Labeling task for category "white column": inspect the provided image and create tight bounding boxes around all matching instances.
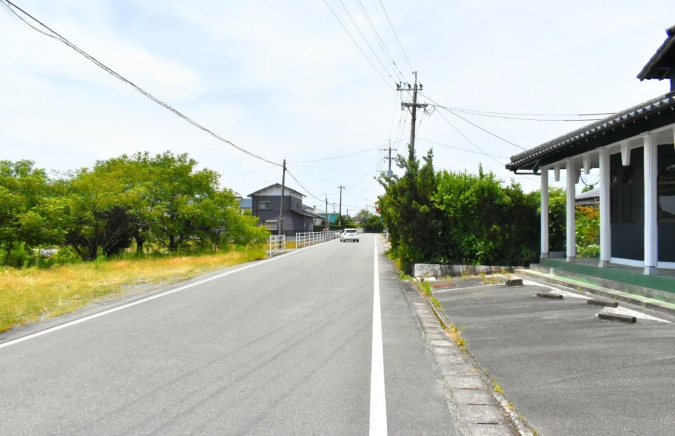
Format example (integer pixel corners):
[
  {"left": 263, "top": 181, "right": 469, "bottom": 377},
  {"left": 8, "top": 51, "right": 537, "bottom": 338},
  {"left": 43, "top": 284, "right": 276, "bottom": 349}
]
[
  {"left": 643, "top": 134, "right": 659, "bottom": 275},
  {"left": 599, "top": 148, "right": 611, "bottom": 267},
  {"left": 566, "top": 160, "right": 577, "bottom": 261},
  {"left": 541, "top": 168, "right": 549, "bottom": 258}
]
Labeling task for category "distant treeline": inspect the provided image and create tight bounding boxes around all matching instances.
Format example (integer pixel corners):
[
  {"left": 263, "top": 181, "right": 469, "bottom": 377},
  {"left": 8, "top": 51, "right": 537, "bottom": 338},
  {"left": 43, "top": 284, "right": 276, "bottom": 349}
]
[{"left": 0, "top": 151, "right": 269, "bottom": 267}]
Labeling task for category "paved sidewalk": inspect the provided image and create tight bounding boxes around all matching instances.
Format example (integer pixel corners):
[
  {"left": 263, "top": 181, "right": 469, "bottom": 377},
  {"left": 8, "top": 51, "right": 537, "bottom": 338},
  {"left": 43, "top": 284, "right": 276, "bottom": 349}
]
[{"left": 432, "top": 275, "right": 675, "bottom": 436}]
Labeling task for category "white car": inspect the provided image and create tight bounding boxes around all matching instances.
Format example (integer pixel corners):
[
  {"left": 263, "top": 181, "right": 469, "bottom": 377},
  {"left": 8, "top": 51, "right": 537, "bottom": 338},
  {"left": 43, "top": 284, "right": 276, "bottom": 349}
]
[{"left": 340, "top": 228, "right": 360, "bottom": 243}]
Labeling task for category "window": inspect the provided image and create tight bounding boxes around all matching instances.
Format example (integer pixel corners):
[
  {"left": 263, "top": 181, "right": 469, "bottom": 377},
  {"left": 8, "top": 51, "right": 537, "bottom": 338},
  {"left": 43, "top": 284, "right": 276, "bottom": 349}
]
[
  {"left": 259, "top": 201, "right": 271, "bottom": 210},
  {"left": 658, "top": 164, "right": 675, "bottom": 221},
  {"left": 609, "top": 151, "right": 643, "bottom": 224},
  {"left": 264, "top": 220, "right": 277, "bottom": 230}
]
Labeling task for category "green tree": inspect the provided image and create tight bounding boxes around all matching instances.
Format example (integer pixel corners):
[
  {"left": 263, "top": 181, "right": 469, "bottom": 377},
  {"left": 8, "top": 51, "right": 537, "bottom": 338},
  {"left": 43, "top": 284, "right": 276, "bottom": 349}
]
[
  {"left": 60, "top": 166, "right": 136, "bottom": 261},
  {"left": 354, "top": 209, "right": 372, "bottom": 225},
  {"left": 547, "top": 187, "right": 567, "bottom": 252},
  {"left": 0, "top": 161, "right": 64, "bottom": 265},
  {"left": 363, "top": 214, "right": 384, "bottom": 233},
  {"left": 378, "top": 145, "right": 443, "bottom": 272}
]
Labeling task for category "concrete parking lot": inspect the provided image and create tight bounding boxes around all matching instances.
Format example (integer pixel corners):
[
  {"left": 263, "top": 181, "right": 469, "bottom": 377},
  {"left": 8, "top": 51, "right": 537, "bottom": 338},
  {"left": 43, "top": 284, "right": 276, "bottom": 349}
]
[{"left": 432, "top": 275, "right": 675, "bottom": 436}]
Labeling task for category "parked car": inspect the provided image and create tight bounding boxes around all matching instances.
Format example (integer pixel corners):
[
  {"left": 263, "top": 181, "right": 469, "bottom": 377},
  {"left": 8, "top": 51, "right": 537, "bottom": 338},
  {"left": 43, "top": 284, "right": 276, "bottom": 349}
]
[{"left": 340, "top": 228, "right": 360, "bottom": 243}]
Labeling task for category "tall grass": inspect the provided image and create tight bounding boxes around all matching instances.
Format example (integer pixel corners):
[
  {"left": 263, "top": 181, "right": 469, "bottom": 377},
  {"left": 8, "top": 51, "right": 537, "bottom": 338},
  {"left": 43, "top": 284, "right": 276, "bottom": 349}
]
[{"left": 0, "top": 246, "right": 266, "bottom": 333}]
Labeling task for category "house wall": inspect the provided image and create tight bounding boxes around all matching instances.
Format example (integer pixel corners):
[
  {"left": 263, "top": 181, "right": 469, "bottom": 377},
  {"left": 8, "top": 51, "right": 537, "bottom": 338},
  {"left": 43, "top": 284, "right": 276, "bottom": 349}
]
[
  {"left": 252, "top": 195, "right": 294, "bottom": 235},
  {"left": 251, "top": 194, "right": 312, "bottom": 236}
]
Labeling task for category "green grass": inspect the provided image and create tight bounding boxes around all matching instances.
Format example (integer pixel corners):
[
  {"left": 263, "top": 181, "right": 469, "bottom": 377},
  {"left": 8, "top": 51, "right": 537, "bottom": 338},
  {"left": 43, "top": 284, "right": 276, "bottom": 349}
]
[{"left": 0, "top": 246, "right": 266, "bottom": 333}]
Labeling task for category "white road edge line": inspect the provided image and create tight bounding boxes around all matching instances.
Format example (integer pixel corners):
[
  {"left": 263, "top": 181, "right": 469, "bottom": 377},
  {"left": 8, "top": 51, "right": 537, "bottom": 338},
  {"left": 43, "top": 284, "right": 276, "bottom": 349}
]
[
  {"left": 0, "top": 239, "right": 337, "bottom": 350},
  {"left": 370, "top": 237, "right": 388, "bottom": 436}
]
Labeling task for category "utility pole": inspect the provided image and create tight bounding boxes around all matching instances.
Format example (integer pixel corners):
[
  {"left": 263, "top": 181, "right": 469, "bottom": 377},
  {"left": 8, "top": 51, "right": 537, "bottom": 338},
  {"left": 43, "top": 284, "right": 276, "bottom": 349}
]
[
  {"left": 277, "top": 159, "right": 286, "bottom": 236},
  {"left": 338, "top": 185, "right": 345, "bottom": 226},
  {"left": 397, "top": 71, "right": 427, "bottom": 154},
  {"left": 325, "top": 195, "right": 328, "bottom": 229},
  {"left": 380, "top": 139, "right": 394, "bottom": 177}
]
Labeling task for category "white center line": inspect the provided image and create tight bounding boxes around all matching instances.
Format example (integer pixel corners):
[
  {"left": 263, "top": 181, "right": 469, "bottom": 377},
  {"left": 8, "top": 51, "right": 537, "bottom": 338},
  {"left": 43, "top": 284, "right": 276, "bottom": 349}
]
[
  {"left": 0, "top": 240, "right": 336, "bottom": 350},
  {"left": 370, "top": 238, "right": 388, "bottom": 435}
]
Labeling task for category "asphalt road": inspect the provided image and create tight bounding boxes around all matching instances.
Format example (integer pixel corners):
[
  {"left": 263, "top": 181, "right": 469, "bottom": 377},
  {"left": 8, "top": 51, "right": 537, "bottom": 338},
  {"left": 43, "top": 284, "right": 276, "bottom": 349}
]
[
  {"left": 434, "top": 277, "right": 675, "bottom": 436},
  {"left": 0, "top": 234, "right": 461, "bottom": 435}
]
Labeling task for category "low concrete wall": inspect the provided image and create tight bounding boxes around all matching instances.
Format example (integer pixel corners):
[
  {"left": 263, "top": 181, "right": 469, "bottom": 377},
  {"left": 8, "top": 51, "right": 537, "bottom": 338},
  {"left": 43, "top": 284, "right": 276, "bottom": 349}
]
[{"left": 413, "top": 264, "right": 514, "bottom": 278}]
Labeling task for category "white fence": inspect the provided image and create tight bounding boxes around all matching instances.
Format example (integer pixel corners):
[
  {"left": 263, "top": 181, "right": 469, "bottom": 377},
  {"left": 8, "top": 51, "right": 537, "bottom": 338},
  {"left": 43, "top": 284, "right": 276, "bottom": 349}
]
[
  {"left": 268, "top": 234, "right": 286, "bottom": 256},
  {"left": 295, "top": 231, "right": 336, "bottom": 249}
]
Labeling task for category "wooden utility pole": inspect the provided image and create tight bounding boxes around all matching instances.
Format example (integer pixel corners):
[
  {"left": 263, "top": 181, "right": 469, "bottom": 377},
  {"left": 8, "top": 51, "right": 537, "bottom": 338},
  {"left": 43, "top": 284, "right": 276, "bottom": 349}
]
[
  {"left": 398, "top": 72, "right": 427, "bottom": 153},
  {"left": 278, "top": 159, "right": 286, "bottom": 236}
]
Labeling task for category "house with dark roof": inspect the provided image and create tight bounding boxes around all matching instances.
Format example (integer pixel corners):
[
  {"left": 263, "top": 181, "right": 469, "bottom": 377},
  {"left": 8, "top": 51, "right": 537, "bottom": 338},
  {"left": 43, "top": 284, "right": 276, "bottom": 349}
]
[
  {"left": 507, "top": 25, "right": 675, "bottom": 276},
  {"left": 248, "top": 184, "right": 323, "bottom": 236}
]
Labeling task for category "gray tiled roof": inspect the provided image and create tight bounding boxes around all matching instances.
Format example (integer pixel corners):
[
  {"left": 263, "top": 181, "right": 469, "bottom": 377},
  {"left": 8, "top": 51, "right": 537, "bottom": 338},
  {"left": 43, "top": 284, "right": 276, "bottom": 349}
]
[
  {"left": 507, "top": 92, "right": 675, "bottom": 171},
  {"left": 576, "top": 187, "right": 600, "bottom": 200}
]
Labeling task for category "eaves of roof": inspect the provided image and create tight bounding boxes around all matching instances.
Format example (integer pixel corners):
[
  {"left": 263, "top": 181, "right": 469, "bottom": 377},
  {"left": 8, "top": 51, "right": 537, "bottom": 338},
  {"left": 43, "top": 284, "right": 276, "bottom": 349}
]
[
  {"left": 291, "top": 209, "right": 320, "bottom": 219},
  {"left": 637, "top": 25, "right": 675, "bottom": 80},
  {"left": 506, "top": 91, "right": 675, "bottom": 172}
]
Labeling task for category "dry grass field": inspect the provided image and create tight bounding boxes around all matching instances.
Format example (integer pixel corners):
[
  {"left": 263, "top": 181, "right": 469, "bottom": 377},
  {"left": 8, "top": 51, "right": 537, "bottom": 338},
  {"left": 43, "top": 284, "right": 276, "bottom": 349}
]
[{"left": 0, "top": 247, "right": 266, "bottom": 333}]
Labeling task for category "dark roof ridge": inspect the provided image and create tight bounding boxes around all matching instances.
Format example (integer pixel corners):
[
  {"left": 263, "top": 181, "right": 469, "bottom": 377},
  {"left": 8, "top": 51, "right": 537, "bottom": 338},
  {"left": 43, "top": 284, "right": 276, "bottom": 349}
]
[{"left": 247, "top": 183, "right": 305, "bottom": 198}]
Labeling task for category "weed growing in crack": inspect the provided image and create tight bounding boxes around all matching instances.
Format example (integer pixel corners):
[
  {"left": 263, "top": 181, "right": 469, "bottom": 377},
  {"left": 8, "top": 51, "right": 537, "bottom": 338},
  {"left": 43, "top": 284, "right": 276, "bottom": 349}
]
[{"left": 420, "top": 281, "right": 432, "bottom": 296}]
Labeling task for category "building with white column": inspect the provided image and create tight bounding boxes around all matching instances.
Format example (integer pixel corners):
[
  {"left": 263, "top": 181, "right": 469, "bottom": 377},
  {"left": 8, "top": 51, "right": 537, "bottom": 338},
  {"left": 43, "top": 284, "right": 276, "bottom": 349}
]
[{"left": 507, "top": 25, "right": 675, "bottom": 276}]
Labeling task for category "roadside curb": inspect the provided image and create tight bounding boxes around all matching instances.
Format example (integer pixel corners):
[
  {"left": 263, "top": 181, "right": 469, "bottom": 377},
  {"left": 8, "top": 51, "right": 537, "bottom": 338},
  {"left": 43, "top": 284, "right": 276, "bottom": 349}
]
[
  {"left": 395, "top": 278, "right": 530, "bottom": 435},
  {"left": 518, "top": 268, "right": 675, "bottom": 317}
]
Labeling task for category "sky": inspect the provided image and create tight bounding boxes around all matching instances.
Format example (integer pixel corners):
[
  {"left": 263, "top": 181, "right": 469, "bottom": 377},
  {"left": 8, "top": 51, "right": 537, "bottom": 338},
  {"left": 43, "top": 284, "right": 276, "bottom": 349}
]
[{"left": 2, "top": 0, "right": 675, "bottom": 214}]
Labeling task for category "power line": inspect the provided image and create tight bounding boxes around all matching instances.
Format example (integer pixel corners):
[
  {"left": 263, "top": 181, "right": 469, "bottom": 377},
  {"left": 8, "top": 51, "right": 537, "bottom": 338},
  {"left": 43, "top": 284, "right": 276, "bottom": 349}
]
[
  {"left": 290, "top": 140, "right": 403, "bottom": 163},
  {"left": 444, "top": 108, "right": 526, "bottom": 150},
  {"left": 349, "top": 159, "right": 380, "bottom": 190},
  {"left": 323, "top": 0, "right": 395, "bottom": 91},
  {"left": 417, "top": 138, "right": 509, "bottom": 159},
  {"left": 376, "top": 0, "right": 414, "bottom": 72},
  {"left": 434, "top": 109, "right": 506, "bottom": 167},
  {"left": 222, "top": 165, "right": 277, "bottom": 180},
  {"left": 287, "top": 164, "right": 341, "bottom": 185},
  {"left": 388, "top": 87, "right": 401, "bottom": 142},
  {"left": 323, "top": 0, "right": 394, "bottom": 91},
  {"left": 440, "top": 107, "right": 615, "bottom": 117},
  {"left": 422, "top": 93, "right": 525, "bottom": 151},
  {"left": 354, "top": 0, "right": 406, "bottom": 81},
  {"left": 285, "top": 169, "right": 325, "bottom": 203},
  {"left": 292, "top": 163, "right": 371, "bottom": 174},
  {"left": 392, "top": 99, "right": 410, "bottom": 154},
  {"left": 445, "top": 108, "right": 603, "bottom": 122},
  {"left": 367, "top": 0, "right": 410, "bottom": 80},
  {"left": 1, "top": 0, "right": 282, "bottom": 167},
  {"left": 337, "top": 0, "right": 402, "bottom": 83}
]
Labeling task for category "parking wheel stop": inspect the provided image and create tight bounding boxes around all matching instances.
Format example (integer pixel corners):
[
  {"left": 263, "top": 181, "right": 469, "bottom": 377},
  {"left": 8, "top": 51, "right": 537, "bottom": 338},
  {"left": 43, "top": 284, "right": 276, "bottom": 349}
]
[
  {"left": 536, "top": 292, "right": 563, "bottom": 299},
  {"left": 587, "top": 299, "right": 619, "bottom": 308},
  {"left": 598, "top": 313, "right": 636, "bottom": 323}
]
